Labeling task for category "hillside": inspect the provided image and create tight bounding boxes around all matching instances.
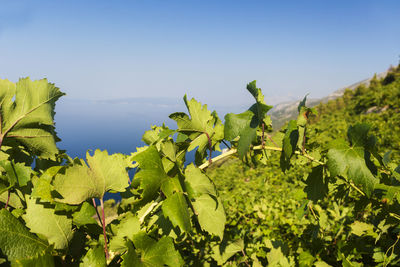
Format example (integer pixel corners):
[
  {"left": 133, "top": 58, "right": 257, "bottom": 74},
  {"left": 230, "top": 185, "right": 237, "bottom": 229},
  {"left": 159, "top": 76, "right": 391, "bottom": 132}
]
[
  {"left": 207, "top": 64, "right": 400, "bottom": 266},
  {"left": 269, "top": 70, "right": 389, "bottom": 129}
]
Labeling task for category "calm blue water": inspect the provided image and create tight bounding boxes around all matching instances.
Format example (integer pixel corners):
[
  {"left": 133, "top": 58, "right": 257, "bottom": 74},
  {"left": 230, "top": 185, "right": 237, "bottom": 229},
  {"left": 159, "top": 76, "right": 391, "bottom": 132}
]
[{"left": 55, "top": 97, "right": 235, "bottom": 201}]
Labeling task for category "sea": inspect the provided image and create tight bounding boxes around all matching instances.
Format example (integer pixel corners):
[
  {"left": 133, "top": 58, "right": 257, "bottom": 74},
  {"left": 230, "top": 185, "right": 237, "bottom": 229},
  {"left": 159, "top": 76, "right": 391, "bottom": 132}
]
[{"left": 55, "top": 97, "right": 240, "bottom": 201}]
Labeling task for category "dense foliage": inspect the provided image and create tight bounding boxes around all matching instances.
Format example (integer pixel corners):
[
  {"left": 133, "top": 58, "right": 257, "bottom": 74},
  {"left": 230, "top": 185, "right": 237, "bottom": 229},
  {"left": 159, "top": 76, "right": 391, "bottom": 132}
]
[
  {"left": 0, "top": 65, "right": 399, "bottom": 266},
  {"left": 208, "top": 65, "right": 400, "bottom": 266}
]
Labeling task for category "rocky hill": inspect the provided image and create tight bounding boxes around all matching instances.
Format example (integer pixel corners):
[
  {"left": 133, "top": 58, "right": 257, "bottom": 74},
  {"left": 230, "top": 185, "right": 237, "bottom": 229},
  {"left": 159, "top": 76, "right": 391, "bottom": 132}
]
[{"left": 269, "top": 70, "right": 389, "bottom": 129}]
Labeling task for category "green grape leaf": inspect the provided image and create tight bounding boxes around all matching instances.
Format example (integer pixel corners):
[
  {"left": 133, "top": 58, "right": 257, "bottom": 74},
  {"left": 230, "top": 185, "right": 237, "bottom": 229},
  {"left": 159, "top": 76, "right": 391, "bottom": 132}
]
[
  {"left": 184, "top": 164, "right": 216, "bottom": 197},
  {"left": 0, "top": 209, "right": 49, "bottom": 261},
  {"left": 304, "top": 166, "right": 327, "bottom": 202},
  {"left": 0, "top": 160, "right": 31, "bottom": 187},
  {"left": 121, "top": 241, "right": 141, "bottom": 267},
  {"left": 161, "top": 192, "right": 191, "bottom": 233},
  {"left": 191, "top": 194, "right": 225, "bottom": 239},
  {"left": 31, "top": 166, "right": 63, "bottom": 203},
  {"left": 130, "top": 232, "right": 183, "bottom": 267},
  {"left": 298, "top": 250, "right": 315, "bottom": 267},
  {"left": 212, "top": 239, "right": 244, "bottom": 265},
  {"left": 109, "top": 213, "right": 141, "bottom": 253},
  {"left": 0, "top": 190, "right": 24, "bottom": 209},
  {"left": 246, "top": 80, "right": 273, "bottom": 121},
  {"left": 24, "top": 197, "right": 74, "bottom": 250},
  {"left": 12, "top": 249, "right": 55, "bottom": 267},
  {"left": 53, "top": 150, "right": 130, "bottom": 204},
  {"left": 225, "top": 110, "right": 257, "bottom": 159},
  {"left": 280, "top": 120, "right": 298, "bottom": 171},
  {"left": 266, "top": 247, "right": 292, "bottom": 267},
  {"left": 0, "top": 78, "right": 65, "bottom": 159},
  {"left": 142, "top": 125, "right": 175, "bottom": 146},
  {"left": 282, "top": 120, "right": 298, "bottom": 160},
  {"left": 131, "top": 146, "right": 168, "bottom": 203},
  {"left": 185, "top": 165, "right": 225, "bottom": 239},
  {"left": 169, "top": 95, "right": 224, "bottom": 162},
  {"left": 225, "top": 81, "right": 272, "bottom": 159},
  {"left": 327, "top": 125, "right": 379, "bottom": 197},
  {"left": 80, "top": 246, "right": 106, "bottom": 267},
  {"left": 350, "top": 221, "right": 374, "bottom": 236},
  {"left": 72, "top": 202, "right": 98, "bottom": 227}
]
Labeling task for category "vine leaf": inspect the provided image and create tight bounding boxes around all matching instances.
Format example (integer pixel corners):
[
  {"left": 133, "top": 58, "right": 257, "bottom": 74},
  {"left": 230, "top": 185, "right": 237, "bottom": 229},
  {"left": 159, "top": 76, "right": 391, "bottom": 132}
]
[
  {"left": 125, "top": 232, "right": 183, "bottom": 267},
  {"left": 12, "top": 249, "right": 55, "bottom": 267},
  {"left": 280, "top": 120, "right": 298, "bottom": 171},
  {"left": 81, "top": 246, "right": 106, "bottom": 267},
  {"left": 169, "top": 95, "right": 224, "bottom": 163},
  {"left": 23, "top": 197, "right": 74, "bottom": 250},
  {"left": 109, "top": 213, "right": 141, "bottom": 253},
  {"left": 72, "top": 202, "right": 98, "bottom": 227},
  {"left": 327, "top": 124, "right": 378, "bottom": 196},
  {"left": 0, "top": 209, "right": 50, "bottom": 261},
  {"left": 0, "top": 159, "right": 31, "bottom": 187},
  {"left": 296, "top": 95, "right": 317, "bottom": 151},
  {"left": 31, "top": 166, "right": 64, "bottom": 203},
  {"left": 304, "top": 166, "right": 327, "bottom": 202},
  {"left": 225, "top": 81, "right": 272, "bottom": 159},
  {"left": 185, "top": 164, "right": 226, "bottom": 239},
  {"left": 211, "top": 239, "right": 244, "bottom": 265},
  {"left": 161, "top": 191, "right": 192, "bottom": 233},
  {"left": 0, "top": 78, "right": 65, "bottom": 159},
  {"left": 53, "top": 150, "right": 130, "bottom": 205},
  {"left": 131, "top": 146, "right": 168, "bottom": 203}
]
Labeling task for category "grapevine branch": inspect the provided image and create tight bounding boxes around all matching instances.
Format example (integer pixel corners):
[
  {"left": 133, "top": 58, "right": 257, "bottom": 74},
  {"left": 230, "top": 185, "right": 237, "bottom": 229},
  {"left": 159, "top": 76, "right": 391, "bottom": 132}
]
[
  {"left": 199, "top": 145, "right": 325, "bottom": 170},
  {"left": 118, "top": 144, "right": 325, "bottom": 226}
]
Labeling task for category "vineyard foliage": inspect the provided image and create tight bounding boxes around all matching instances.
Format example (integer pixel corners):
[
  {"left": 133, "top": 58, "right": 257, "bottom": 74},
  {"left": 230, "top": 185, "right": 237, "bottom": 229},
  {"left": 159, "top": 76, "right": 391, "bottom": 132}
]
[{"left": 0, "top": 65, "right": 399, "bottom": 266}]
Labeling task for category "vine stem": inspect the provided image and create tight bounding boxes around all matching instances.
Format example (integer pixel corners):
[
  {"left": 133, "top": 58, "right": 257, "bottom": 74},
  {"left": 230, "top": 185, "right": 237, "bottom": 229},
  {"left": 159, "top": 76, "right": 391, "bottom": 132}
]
[
  {"left": 349, "top": 182, "right": 365, "bottom": 196},
  {"left": 199, "top": 145, "right": 325, "bottom": 170},
  {"left": 261, "top": 123, "right": 265, "bottom": 149},
  {"left": 389, "top": 213, "right": 400, "bottom": 221},
  {"left": 241, "top": 248, "right": 250, "bottom": 267},
  {"left": 5, "top": 190, "right": 10, "bottom": 209},
  {"left": 100, "top": 198, "right": 109, "bottom": 259},
  {"left": 92, "top": 198, "right": 103, "bottom": 227},
  {"left": 204, "top": 132, "right": 212, "bottom": 164},
  {"left": 222, "top": 140, "right": 231, "bottom": 149}
]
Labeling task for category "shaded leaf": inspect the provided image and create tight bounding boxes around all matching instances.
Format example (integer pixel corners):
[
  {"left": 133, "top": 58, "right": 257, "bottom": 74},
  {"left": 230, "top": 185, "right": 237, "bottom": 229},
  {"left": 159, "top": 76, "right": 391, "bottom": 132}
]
[
  {"left": 131, "top": 146, "right": 167, "bottom": 203},
  {"left": 162, "top": 192, "right": 191, "bottom": 233},
  {"left": 0, "top": 160, "right": 31, "bottom": 187},
  {"left": 131, "top": 232, "right": 183, "bottom": 267},
  {"left": 72, "top": 202, "right": 98, "bottom": 227},
  {"left": 212, "top": 239, "right": 244, "bottom": 265},
  {"left": 80, "top": 246, "right": 106, "bottom": 267},
  {"left": 109, "top": 213, "right": 140, "bottom": 253},
  {"left": 24, "top": 197, "right": 74, "bottom": 250},
  {"left": 304, "top": 166, "right": 327, "bottom": 202},
  {"left": 0, "top": 209, "right": 49, "bottom": 261}
]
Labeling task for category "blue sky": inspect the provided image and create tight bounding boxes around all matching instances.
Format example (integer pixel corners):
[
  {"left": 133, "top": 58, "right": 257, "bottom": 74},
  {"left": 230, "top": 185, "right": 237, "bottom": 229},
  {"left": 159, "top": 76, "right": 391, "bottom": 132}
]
[{"left": 0, "top": 0, "right": 399, "bottom": 106}]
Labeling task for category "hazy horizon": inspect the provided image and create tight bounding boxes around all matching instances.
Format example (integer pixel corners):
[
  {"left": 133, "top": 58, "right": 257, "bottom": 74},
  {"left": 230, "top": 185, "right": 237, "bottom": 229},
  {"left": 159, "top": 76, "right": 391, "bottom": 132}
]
[{"left": 1, "top": 0, "right": 399, "bottom": 107}]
